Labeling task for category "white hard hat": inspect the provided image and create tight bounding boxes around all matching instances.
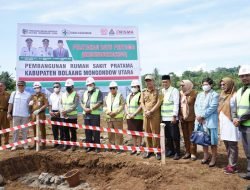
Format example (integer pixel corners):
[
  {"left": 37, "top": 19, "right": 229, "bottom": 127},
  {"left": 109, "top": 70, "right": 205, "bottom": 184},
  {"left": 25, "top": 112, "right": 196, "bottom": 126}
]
[
  {"left": 86, "top": 77, "right": 95, "bottom": 85},
  {"left": 33, "top": 82, "right": 41, "bottom": 88},
  {"left": 238, "top": 65, "right": 250, "bottom": 75},
  {"left": 131, "top": 80, "right": 140, "bottom": 87},
  {"left": 65, "top": 79, "right": 74, "bottom": 87},
  {"left": 109, "top": 81, "right": 118, "bottom": 88}
]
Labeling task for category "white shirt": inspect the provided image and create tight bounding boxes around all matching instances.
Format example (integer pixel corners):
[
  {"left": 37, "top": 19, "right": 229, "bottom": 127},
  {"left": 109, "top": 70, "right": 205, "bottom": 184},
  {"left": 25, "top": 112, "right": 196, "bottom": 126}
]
[
  {"left": 162, "top": 87, "right": 180, "bottom": 121},
  {"left": 9, "top": 91, "right": 31, "bottom": 117},
  {"left": 20, "top": 47, "right": 37, "bottom": 56},
  {"left": 49, "top": 92, "right": 63, "bottom": 111},
  {"left": 37, "top": 47, "right": 53, "bottom": 57},
  {"left": 219, "top": 94, "right": 241, "bottom": 141}
]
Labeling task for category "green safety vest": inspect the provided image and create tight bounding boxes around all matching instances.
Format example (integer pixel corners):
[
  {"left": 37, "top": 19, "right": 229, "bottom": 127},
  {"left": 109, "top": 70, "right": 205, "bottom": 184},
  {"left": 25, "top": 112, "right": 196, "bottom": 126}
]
[
  {"left": 161, "top": 86, "right": 174, "bottom": 117},
  {"left": 105, "top": 92, "right": 124, "bottom": 119},
  {"left": 62, "top": 91, "right": 77, "bottom": 116},
  {"left": 126, "top": 92, "right": 143, "bottom": 120},
  {"left": 82, "top": 89, "right": 102, "bottom": 115},
  {"left": 237, "top": 87, "right": 250, "bottom": 126}
]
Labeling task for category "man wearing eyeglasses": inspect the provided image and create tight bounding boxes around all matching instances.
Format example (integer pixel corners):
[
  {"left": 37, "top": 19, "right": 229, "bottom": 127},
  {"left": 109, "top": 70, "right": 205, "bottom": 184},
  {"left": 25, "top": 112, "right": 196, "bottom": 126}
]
[
  {"left": 7, "top": 81, "right": 31, "bottom": 150},
  {"left": 49, "top": 82, "right": 63, "bottom": 148},
  {"left": 103, "top": 81, "right": 125, "bottom": 153},
  {"left": 81, "top": 77, "right": 103, "bottom": 153},
  {"left": 0, "top": 81, "right": 10, "bottom": 147},
  {"left": 29, "top": 82, "right": 48, "bottom": 149}
]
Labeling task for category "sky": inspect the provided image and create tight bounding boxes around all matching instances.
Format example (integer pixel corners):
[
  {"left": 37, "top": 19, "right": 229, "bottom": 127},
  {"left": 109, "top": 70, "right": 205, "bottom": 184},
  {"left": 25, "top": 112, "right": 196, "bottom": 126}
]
[{"left": 0, "top": 0, "right": 250, "bottom": 76}]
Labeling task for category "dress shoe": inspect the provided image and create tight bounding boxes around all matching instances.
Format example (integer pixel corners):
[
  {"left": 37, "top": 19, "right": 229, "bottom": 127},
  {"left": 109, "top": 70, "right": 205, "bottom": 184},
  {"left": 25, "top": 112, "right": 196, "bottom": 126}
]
[
  {"left": 143, "top": 152, "right": 153, "bottom": 159},
  {"left": 130, "top": 150, "right": 137, "bottom": 155},
  {"left": 95, "top": 148, "right": 100, "bottom": 153},
  {"left": 201, "top": 158, "right": 210, "bottom": 164},
  {"left": 71, "top": 146, "right": 76, "bottom": 151},
  {"left": 173, "top": 153, "right": 180, "bottom": 160},
  {"left": 166, "top": 151, "right": 175, "bottom": 157},
  {"left": 155, "top": 153, "right": 161, "bottom": 160},
  {"left": 239, "top": 173, "right": 250, "bottom": 180},
  {"left": 117, "top": 150, "right": 123, "bottom": 154},
  {"left": 85, "top": 148, "right": 93, "bottom": 153},
  {"left": 62, "top": 145, "right": 69, "bottom": 151},
  {"left": 182, "top": 153, "right": 191, "bottom": 159},
  {"left": 191, "top": 155, "right": 197, "bottom": 161}
]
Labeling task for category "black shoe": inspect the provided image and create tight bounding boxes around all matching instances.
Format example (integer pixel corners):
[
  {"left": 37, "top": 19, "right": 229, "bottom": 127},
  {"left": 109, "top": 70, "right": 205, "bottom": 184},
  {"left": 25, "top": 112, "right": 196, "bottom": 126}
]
[
  {"left": 117, "top": 150, "right": 123, "bottom": 154},
  {"left": 130, "top": 150, "right": 137, "bottom": 155},
  {"left": 143, "top": 152, "right": 153, "bottom": 159},
  {"left": 239, "top": 173, "right": 250, "bottom": 180},
  {"left": 182, "top": 154, "right": 191, "bottom": 159},
  {"left": 71, "top": 146, "right": 76, "bottom": 151},
  {"left": 173, "top": 153, "right": 180, "bottom": 160},
  {"left": 53, "top": 144, "right": 59, "bottom": 148},
  {"left": 62, "top": 146, "right": 69, "bottom": 151},
  {"left": 156, "top": 153, "right": 161, "bottom": 160},
  {"left": 166, "top": 151, "right": 175, "bottom": 157},
  {"left": 95, "top": 148, "right": 100, "bottom": 153},
  {"left": 85, "top": 148, "right": 93, "bottom": 153}
]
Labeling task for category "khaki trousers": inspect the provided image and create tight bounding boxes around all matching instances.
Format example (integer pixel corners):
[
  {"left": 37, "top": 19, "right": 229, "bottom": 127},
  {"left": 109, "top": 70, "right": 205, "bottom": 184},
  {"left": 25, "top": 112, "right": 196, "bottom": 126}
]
[
  {"left": 0, "top": 111, "right": 9, "bottom": 145},
  {"left": 107, "top": 120, "right": 123, "bottom": 145},
  {"left": 144, "top": 114, "right": 160, "bottom": 148},
  {"left": 181, "top": 121, "right": 197, "bottom": 155}
]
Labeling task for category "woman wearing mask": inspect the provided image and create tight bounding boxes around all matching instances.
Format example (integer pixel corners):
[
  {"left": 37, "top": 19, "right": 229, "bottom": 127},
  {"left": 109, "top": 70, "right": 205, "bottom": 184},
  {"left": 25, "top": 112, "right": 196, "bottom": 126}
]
[
  {"left": 125, "top": 80, "right": 143, "bottom": 155},
  {"left": 194, "top": 77, "right": 219, "bottom": 167},
  {"left": 179, "top": 80, "right": 198, "bottom": 161},
  {"left": 218, "top": 77, "right": 240, "bottom": 174}
]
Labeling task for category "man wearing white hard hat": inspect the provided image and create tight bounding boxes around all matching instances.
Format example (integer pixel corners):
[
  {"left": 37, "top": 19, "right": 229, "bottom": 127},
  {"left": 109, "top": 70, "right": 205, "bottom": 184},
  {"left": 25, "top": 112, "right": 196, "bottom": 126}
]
[
  {"left": 61, "top": 79, "right": 79, "bottom": 151},
  {"left": 81, "top": 77, "right": 103, "bottom": 153},
  {"left": 125, "top": 80, "right": 143, "bottom": 155},
  {"left": 29, "top": 82, "right": 48, "bottom": 149},
  {"left": 233, "top": 65, "right": 250, "bottom": 180},
  {"left": 103, "top": 81, "right": 125, "bottom": 153}
]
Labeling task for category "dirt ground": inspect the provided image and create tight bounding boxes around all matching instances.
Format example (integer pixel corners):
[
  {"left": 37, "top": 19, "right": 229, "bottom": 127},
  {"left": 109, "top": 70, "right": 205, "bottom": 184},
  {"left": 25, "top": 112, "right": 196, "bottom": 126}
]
[{"left": 0, "top": 116, "right": 250, "bottom": 190}]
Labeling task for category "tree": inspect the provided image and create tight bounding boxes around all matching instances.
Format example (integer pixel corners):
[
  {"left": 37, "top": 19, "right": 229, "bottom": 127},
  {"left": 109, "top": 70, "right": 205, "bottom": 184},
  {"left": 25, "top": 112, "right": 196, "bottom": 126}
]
[{"left": 0, "top": 71, "right": 15, "bottom": 91}]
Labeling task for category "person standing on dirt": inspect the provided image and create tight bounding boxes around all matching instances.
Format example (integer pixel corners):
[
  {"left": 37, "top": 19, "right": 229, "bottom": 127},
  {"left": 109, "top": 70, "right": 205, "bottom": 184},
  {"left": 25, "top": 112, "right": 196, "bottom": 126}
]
[
  {"left": 0, "top": 81, "right": 10, "bottom": 147},
  {"left": 7, "top": 81, "right": 31, "bottom": 150},
  {"left": 161, "top": 75, "right": 181, "bottom": 160},
  {"left": 49, "top": 82, "right": 63, "bottom": 149},
  {"left": 29, "top": 82, "right": 48, "bottom": 150},
  {"left": 81, "top": 77, "right": 103, "bottom": 153},
  {"left": 194, "top": 77, "right": 219, "bottom": 167},
  {"left": 218, "top": 77, "right": 240, "bottom": 174},
  {"left": 141, "top": 75, "right": 162, "bottom": 160},
  {"left": 103, "top": 81, "right": 125, "bottom": 153},
  {"left": 179, "top": 80, "right": 198, "bottom": 161},
  {"left": 61, "top": 79, "right": 79, "bottom": 151},
  {"left": 233, "top": 65, "right": 250, "bottom": 180},
  {"left": 125, "top": 80, "right": 143, "bottom": 156}
]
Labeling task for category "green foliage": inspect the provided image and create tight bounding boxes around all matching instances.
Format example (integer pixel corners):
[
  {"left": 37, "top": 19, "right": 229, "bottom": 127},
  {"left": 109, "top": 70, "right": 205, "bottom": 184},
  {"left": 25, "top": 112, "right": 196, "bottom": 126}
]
[
  {"left": 141, "top": 66, "right": 241, "bottom": 91},
  {"left": 0, "top": 71, "right": 16, "bottom": 91}
]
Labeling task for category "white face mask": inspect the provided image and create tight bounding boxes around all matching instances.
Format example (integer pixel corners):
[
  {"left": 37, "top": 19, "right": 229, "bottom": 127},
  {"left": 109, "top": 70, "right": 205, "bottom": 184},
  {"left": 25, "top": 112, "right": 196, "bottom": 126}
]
[
  {"left": 131, "top": 87, "right": 138, "bottom": 93},
  {"left": 202, "top": 85, "right": 211, "bottom": 92},
  {"left": 87, "top": 86, "right": 94, "bottom": 92},
  {"left": 54, "top": 88, "right": 60, "bottom": 93},
  {"left": 35, "top": 88, "right": 41, "bottom": 93}
]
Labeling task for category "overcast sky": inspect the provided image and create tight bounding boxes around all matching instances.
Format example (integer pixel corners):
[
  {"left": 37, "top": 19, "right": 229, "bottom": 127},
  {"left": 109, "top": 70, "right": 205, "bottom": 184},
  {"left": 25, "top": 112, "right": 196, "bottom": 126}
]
[{"left": 0, "top": 0, "right": 249, "bottom": 76}]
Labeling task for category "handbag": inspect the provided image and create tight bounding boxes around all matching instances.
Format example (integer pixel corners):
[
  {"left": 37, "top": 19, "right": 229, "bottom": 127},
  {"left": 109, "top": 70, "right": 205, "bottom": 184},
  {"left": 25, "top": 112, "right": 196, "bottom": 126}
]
[{"left": 190, "top": 123, "right": 211, "bottom": 146}]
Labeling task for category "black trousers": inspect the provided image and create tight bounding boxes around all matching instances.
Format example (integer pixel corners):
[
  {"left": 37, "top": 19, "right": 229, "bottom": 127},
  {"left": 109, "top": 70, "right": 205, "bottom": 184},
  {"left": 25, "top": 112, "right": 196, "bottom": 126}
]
[
  {"left": 84, "top": 116, "right": 100, "bottom": 144},
  {"left": 239, "top": 125, "right": 250, "bottom": 176},
  {"left": 163, "top": 121, "right": 180, "bottom": 155},
  {"left": 63, "top": 118, "right": 77, "bottom": 143},
  {"left": 51, "top": 116, "right": 63, "bottom": 141}
]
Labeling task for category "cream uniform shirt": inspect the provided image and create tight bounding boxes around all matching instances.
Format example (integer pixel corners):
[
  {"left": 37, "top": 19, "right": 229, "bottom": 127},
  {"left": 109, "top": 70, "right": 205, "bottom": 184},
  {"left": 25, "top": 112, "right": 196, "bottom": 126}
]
[
  {"left": 20, "top": 47, "right": 37, "bottom": 56},
  {"left": 37, "top": 47, "right": 53, "bottom": 57}
]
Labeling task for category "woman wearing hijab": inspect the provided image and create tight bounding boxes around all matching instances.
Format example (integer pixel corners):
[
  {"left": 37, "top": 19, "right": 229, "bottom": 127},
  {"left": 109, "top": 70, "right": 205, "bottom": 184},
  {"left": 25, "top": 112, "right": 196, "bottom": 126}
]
[
  {"left": 179, "top": 80, "right": 198, "bottom": 160},
  {"left": 194, "top": 77, "right": 219, "bottom": 167},
  {"left": 219, "top": 77, "right": 240, "bottom": 174}
]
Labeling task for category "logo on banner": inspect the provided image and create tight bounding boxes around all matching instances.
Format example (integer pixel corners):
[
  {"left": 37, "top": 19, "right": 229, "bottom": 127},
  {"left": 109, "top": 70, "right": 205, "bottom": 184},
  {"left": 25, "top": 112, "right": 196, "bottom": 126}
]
[
  {"left": 62, "top": 29, "right": 71, "bottom": 36},
  {"left": 109, "top": 29, "right": 115, "bottom": 35},
  {"left": 100, "top": 28, "right": 108, "bottom": 35},
  {"left": 22, "top": 29, "right": 28, "bottom": 34},
  {"left": 116, "top": 30, "right": 134, "bottom": 35}
]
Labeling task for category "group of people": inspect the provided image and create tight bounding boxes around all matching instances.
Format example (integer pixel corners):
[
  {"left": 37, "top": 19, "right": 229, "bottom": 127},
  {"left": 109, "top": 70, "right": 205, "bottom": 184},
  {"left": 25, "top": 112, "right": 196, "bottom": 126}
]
[
  {"left": 20, "top": 38, "right": 69, "bottom": 57},
  {"left": 0, "top": 65, "right": 249, "bottom": 180}
]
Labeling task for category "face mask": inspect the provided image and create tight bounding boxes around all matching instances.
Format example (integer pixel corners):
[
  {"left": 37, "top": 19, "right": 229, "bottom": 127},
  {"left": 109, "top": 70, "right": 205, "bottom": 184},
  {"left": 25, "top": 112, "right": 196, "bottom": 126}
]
[
  {"left": 54, "top": 88, "right": 60, "bottom": 93},
  {"left": 202, "top": 85, "right": 211, "bottom": 92},
  {"left": 131, "top": 87, "right": 138, "bottom": 93},
  {"left": 66, "top": 86, "right": 72, "bottom": 93},
  {"left": 35, "top": 88, "right": 41, "bottom": 93},
  {"left": 87, "top": 86, "right": 94, "bottom": 92}
]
